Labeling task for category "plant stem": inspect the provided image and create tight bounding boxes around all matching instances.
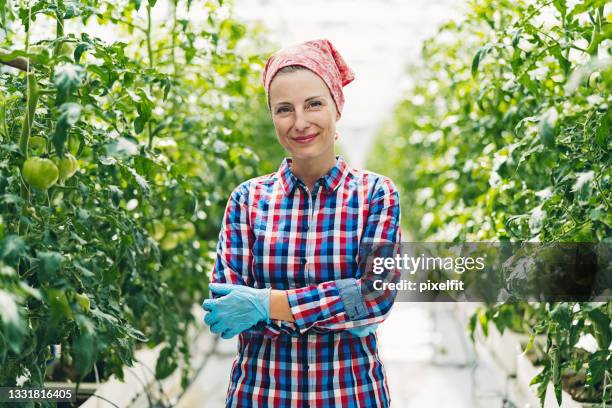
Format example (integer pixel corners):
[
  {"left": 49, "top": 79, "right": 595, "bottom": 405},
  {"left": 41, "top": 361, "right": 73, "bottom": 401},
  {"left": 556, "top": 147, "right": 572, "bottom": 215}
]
[
  {"left": 146, "top": 1, "right": 154, "bottom": 149},
  {"left": 18, "top": 0, "right": 37, "bottom": 237},
  {"left": 53, "top": 8, "right": 65, "bottom": 58},
  {"left": 19, "top": 75, "right": 38, "bottom": 157},
  {"left": 146, "top": 3, "right": 153, "bottom": 69},
  {"left": 171, "top": 0, "right": 177, "bottom": 76}
]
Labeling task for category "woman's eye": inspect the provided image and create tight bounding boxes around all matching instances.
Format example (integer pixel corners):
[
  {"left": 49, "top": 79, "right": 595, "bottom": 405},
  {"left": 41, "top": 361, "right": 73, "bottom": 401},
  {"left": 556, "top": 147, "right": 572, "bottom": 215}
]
[
  {"left": 277, "top": 107, "right": 290, "bottom": 113},
  {"left": 309, "top": 101, "right": 322, "bottom": 108}
]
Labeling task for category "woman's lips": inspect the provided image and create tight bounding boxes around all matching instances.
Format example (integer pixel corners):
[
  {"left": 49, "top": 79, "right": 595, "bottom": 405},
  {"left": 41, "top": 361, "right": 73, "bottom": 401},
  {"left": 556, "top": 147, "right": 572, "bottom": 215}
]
[{"left": 293, "top": 133, "right": 318, "bottom": 144}]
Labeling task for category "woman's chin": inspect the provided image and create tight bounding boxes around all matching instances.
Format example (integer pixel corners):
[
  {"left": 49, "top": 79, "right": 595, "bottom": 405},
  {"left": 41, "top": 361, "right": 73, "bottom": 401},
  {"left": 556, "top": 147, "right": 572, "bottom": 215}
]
[
  {"left": 287, "top": 142, "right": 334, "bottom": 160},
  {"left": 290, "top": 149, "right": 322, "bottom": 160}
]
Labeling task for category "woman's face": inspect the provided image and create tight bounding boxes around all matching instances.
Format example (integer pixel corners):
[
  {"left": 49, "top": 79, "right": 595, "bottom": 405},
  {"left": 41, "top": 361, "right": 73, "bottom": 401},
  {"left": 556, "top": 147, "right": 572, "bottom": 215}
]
[{"left": 268, "top": 69, "right": 339, "bottom": 161}]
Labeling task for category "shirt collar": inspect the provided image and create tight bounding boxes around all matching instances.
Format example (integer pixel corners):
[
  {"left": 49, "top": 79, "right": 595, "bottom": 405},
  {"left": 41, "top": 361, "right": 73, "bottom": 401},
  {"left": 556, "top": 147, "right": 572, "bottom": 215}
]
[{"left": 278, "top": 155, "right": 352, "bottom": 196}]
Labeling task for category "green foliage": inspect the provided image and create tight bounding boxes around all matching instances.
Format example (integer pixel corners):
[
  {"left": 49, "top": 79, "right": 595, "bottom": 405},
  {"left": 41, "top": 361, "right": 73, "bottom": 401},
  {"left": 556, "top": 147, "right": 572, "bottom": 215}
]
[
  {"left": 0, "top": 0, "right": 283, "bottom": 391},
  {"left": 368, "top": 0, "right": 611, "bottom": 405}
]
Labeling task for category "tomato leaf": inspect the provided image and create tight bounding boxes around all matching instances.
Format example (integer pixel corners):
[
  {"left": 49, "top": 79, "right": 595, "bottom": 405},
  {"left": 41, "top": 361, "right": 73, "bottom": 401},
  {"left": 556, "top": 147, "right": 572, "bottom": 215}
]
[
  {"left": 155, "top": 346, "right": 178, "bottom": 379},
  {"left": 37, "top": 251, "right": 64, "bottom": 282},
  {"left": 550, "top": 303, "right": 571, "bottom": 330},
  {"left": 0, "top": 235, "right": 27, "bottom": 264},
  {"left": 125, "top": 324, "right": 148, "bottom": 342},
  {"left": 588, "top": 308, "right": 611, "bottom": 350},
  {"left": 1, "top": 193, "right": 24, "bottom": 206},
  {"left": 549, "top": 44, "right": 570, "bottom": 76},
  {"left": 134, "top": 116, "right": 145, "bottom": 134},
  {"left": 73, "top": 331, "right": 97, "bottom": 377},
  {"left": 529, "top": 205, "right": 546, "bottom": 235},
  {"left": 0, "top": 0, "right": 6, "bottom": 31},
  {"left": 53, "top": 64, "right": 84, "bottom": 106},
  {"left": 551, "top": 345, "right": 562, "bottom": 405},
  {"left": 587, "top": 350, "right": 609, "bottom": 386},
  {"left": 471, "top": 44, "right": 492, "bottom": 79},
  {"left": 125, "top": 166, "right": 150, "bottom": 195},
  {"left": 538, "top": 107, "right": 558, "bottom": 148},
  {"left": 571, "top": 171, "right": 594, "bottom": 206},
  {"left": 47, "top": 288, "right": 73, "bottom": 321},
  {"left": 53, "top": 103, "right": 82, "bottom": 158},
  {"left": 594, "top": 112, "right": 609, "bottom": 148},
  {"left": 553, "top": 0, "right": 567, "bottom": 17},
  {"left": 569, "top": 0, "right": 608, "bottom": 17},
  {"left": 74, "top": 42, "right": 91, "bottom": 63},
  {"left": 106, "top": 137, "right": 139, "bottom": 158},
  {"left": 0, "top": 289, "right": 27, "bottom": 354}
]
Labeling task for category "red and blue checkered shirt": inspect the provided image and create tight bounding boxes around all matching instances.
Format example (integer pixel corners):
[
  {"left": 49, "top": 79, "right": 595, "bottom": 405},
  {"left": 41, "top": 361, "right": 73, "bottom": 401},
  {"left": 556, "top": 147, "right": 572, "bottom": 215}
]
[{"left": 210, "top": 155, "right": 402, "bottom": 407}]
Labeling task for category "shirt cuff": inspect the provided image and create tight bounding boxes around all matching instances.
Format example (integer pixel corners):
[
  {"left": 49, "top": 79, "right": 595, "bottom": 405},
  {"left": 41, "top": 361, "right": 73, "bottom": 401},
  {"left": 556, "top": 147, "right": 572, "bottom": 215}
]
[
  {"left": 335, "top": 278, "right": 368, "bottom": 320},
  {"left": 286, "top": 281, "right": 345, "bottom": 333}
]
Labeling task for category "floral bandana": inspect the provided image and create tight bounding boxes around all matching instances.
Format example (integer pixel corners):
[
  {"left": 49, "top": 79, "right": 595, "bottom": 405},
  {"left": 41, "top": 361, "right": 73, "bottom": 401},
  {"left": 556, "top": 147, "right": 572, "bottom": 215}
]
[{"left": 262, "top": 39, "right": 355, "bottom": 119}]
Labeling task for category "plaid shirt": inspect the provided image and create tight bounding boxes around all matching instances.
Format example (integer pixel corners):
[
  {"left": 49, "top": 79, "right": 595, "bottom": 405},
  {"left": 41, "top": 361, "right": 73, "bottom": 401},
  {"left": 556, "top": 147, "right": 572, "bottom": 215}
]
[{"left": 210, "top": 155, "right": 401, "bottom": 407}]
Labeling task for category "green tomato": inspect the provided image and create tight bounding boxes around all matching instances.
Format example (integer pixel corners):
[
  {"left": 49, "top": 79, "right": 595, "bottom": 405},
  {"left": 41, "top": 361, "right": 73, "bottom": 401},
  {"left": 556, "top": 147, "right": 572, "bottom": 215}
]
[
  {"left": 178, "top": 222, "right": 196, "bottom": 242},
  {"left": 67, "top": 135, "right": 81, "bottom": 155},
  {"left": 76, "top": 293, "right": 90, "bottom": 313},
  {"left": 150, "top": 220, "right": 166, "bottom": 241},
  {"left": 29, "top": 136, "right": 47, "bottom": 155},
  {"left": 22, "top": 157, "right": 59, "bottom": 190},
  {"left": 25, "top": 206, "right": 37, "bottom": 217},
  {"left": 54, "top": 153, "right": 79, "bottom": 181},
  {"left": 59, "top": 42, "right": 76, "bottom": 59},
  {"left": 160, "top": 232, "right": 180, "bottom": 251}
]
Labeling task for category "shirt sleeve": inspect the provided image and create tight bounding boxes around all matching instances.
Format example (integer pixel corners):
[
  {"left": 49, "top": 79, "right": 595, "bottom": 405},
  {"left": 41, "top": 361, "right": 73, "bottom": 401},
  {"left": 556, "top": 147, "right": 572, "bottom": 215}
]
[
  {"left": 285, "top": 177, "right": 402, "bottom": 334},
  {"left": 210, "top": 183, "right": 253, "bottom": 288},
  {"left": 210, "top": 182, "right": 301, "bottom": 338}
]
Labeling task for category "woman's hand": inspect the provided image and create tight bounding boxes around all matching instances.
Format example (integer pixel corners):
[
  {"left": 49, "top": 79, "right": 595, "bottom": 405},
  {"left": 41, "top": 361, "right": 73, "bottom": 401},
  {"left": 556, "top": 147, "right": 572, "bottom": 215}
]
[{"left": 202, "top": 283, "right": 271, "bottom": 339}]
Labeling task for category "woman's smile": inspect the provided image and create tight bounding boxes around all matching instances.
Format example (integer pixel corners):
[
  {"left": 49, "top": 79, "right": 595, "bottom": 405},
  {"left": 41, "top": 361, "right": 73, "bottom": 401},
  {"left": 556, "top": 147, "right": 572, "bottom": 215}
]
[{"left": 293, "top": 133, "right": 319, "bottom": 144}]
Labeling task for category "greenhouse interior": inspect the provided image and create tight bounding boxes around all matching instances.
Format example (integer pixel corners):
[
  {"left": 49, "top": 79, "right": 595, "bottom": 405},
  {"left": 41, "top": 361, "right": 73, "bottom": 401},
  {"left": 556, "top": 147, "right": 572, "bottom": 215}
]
[{"left": 0, "top": 0, "right": 610, "bottom": 407}]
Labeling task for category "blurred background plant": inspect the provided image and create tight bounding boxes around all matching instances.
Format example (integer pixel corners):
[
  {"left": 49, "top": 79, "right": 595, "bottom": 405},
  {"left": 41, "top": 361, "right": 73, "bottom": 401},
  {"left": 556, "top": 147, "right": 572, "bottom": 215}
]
[
  {"left": 0, "top": 0, "right": 284, "bottom": 389},
  {"left": 368, "top": 0, "right": 610, "bottom": 405}
]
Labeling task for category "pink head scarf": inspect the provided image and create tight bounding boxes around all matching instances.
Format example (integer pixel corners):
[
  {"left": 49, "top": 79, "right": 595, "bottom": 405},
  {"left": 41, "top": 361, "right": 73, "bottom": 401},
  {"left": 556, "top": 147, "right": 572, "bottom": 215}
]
[{"left": 262, "top": 39, "right": 355, "bottom": 119}]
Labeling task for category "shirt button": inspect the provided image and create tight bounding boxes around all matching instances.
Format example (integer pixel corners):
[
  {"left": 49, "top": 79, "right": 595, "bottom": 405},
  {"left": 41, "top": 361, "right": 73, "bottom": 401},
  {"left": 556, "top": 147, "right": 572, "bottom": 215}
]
[{"left": 301, "top": 257, "right": 308, "bottom": 264}]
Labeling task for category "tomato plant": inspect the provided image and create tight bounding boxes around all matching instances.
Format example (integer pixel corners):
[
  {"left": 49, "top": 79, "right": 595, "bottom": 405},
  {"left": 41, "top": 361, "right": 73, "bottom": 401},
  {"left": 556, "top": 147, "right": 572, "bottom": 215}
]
[
  {"left": 369, "top": 0, "right": 610, "bottom": 405},
  {"left": 0, "top": 0, "right": 283, "bottom": 393}
]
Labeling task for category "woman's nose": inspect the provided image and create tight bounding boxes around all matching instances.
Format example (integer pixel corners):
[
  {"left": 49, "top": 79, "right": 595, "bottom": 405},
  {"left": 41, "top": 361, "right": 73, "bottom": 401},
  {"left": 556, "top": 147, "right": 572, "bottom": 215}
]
[{"left": 294, "top": 108, "right": 310, "bottom": 131}]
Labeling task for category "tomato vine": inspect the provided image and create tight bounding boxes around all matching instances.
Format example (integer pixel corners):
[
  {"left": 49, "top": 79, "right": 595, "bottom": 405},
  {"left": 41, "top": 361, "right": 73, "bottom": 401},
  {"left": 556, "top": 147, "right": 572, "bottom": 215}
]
[
  {"left": 369, "top": 0, "right": 610, "bottom": 405},
  {"left": 0, "top": 0, "right": 283, "bottom": 392}
]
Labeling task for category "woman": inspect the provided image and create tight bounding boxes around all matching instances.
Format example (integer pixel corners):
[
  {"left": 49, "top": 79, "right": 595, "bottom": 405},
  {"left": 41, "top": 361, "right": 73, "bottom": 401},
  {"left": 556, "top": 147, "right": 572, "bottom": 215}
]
[{"left": 202, "top": 39, "right": 401, "bottom": 408}]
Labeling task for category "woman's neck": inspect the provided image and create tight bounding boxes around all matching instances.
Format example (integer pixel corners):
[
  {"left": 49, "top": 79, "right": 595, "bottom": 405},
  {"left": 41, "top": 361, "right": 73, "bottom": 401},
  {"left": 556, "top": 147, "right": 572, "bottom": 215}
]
[{"left": 290, "top": 153, "right": 337, "bottom": 191}]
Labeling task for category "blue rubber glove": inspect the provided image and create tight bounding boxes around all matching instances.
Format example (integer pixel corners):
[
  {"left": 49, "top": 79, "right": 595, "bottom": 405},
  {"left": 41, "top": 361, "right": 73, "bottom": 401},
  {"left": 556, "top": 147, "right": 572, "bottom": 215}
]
[
  {"left": 347, "top": 323, "right": 379, "bottom": 337},
  {"left": 202, "top": 283, "right": 271, "bottom": 339}
]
